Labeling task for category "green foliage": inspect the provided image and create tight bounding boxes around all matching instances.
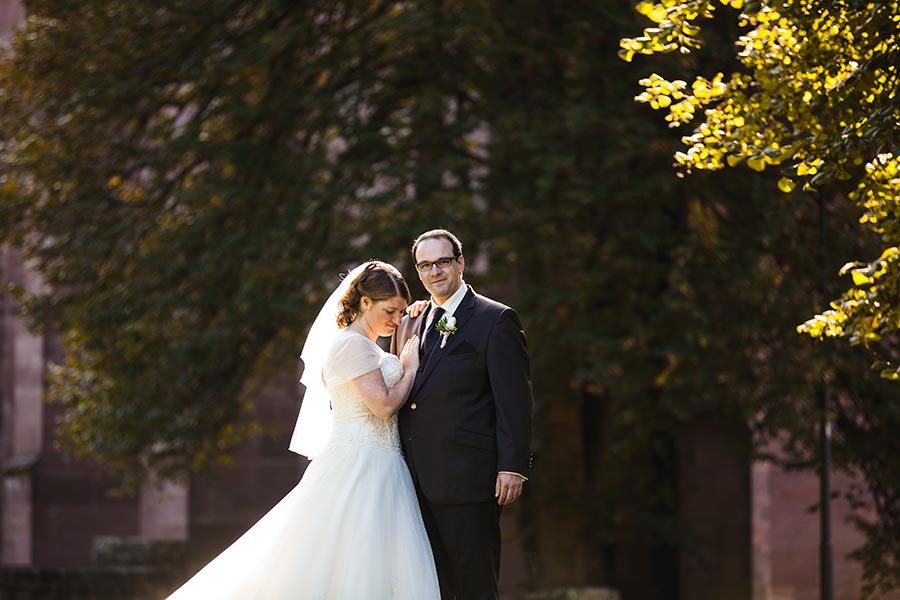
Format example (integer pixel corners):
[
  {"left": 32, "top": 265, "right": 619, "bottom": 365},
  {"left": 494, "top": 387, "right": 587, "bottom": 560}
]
[{"left": 0, "top": 0, "right": 477, "bottom": 487}]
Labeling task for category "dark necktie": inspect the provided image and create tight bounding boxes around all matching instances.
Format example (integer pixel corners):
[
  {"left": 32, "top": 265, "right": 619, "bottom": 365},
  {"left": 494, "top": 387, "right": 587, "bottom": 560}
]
[{"left": 421, "top": 306, "right": 445, "bottom": 359}]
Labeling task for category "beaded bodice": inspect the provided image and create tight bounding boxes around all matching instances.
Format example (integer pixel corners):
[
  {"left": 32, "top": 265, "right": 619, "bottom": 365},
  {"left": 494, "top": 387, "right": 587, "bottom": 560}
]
[{"left": 326, "top": 348, "right": 403, "bottom": 454}]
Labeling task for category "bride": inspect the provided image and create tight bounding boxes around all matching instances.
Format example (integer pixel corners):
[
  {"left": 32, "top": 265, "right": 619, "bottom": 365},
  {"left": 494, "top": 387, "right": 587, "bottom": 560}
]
[{"left": 166, "top": 261, "right": 440, "bottom": 599}]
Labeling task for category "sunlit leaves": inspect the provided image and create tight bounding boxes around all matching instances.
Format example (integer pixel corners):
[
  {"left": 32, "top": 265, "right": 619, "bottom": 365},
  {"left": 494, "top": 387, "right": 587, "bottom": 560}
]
[
  {"left": 626, "top": 0, "right": 900, "bottom": 592},
  {"left": 800, "top": 152, "right": 900, "bottom": 379},
  {"left": 777, "top": 176, "right": 795, "bottom": 192},
  {"left": 624, "top": 0, "right": 900, "bottom": 347}
]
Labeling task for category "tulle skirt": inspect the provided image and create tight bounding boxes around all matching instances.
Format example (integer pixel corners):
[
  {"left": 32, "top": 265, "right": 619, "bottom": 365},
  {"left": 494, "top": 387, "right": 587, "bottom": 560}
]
[{"left": 165, "top": 440, "right": 440, "bottom": 599}]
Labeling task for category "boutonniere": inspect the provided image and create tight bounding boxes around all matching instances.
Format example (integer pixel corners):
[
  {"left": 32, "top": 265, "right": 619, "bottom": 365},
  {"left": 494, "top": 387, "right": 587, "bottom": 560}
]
[{"left": 436, "top": 315, "right": 457, "bottom": 348}]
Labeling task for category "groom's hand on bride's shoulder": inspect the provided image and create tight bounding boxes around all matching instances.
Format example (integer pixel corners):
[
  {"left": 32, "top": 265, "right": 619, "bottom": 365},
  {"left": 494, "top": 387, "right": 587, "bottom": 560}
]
[{"left": 406, "top": 299, "right": 429, "bottom": 318}]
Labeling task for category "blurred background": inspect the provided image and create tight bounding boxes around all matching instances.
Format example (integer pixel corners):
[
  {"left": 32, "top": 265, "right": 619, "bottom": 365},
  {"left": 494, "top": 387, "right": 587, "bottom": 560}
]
[{"left": 2, "top": 1, "right": 899, "bottom": 599}]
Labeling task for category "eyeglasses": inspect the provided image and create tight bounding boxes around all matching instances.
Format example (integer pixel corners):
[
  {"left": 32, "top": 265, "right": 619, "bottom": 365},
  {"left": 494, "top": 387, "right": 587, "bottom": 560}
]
[{"left": 415, "top": 256, "right": 457, "bottom": 272}]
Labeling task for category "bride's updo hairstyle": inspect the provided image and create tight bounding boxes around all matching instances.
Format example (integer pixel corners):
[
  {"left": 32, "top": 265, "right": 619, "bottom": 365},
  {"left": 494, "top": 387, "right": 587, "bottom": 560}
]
[{"left": 337, "top": 261, "right": 411, "bottom": 328}]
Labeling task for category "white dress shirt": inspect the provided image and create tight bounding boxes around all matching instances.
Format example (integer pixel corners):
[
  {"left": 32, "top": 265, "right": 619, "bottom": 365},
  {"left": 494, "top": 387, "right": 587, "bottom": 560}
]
[{"left": 423, "top": 279, "right": 469, "bottom": 336}]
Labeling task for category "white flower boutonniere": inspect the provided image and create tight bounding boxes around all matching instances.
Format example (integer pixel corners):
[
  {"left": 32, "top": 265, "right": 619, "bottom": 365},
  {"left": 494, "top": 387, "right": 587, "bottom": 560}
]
[{"left": 436, "top": 315, "right": 457, "bottom": 348}]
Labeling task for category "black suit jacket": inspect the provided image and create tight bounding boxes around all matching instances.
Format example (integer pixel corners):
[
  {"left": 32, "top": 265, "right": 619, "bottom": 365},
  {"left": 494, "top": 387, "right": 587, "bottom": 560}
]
[{"left": 391, "top": 286, "right": 533, "bottom": 504}]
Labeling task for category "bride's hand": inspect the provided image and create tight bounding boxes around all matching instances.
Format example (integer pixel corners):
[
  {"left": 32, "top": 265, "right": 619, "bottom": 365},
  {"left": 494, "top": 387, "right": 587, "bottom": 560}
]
[
  {"left": 399, "top": 335, "right": 420, "bottom": 373},
  {"left": 406, "top": 300, "right": 429, "bottom": 318}
]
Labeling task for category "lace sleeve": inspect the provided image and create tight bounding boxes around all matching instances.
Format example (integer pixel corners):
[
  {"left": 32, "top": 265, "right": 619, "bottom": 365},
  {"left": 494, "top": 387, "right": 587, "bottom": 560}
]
[{"left": 323, "top": 332, "right": 382, "bottom": 388}]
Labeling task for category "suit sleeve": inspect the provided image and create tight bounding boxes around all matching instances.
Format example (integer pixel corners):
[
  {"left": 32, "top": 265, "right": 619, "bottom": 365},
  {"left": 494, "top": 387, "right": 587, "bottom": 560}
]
[
  {"left": 389, "top": 324, "right": 401, "bottom": 356},
  {"left": 390, "top": 316, "right": 415, "bottom": 356},
  {"left": 486, "top": 308, "right": 533, "bottom": 477}
]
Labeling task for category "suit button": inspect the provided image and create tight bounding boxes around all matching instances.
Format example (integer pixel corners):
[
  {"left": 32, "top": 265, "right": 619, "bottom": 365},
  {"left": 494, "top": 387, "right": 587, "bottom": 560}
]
[{"left": 411, "top": 403, "right": 417, "bottom": 410}]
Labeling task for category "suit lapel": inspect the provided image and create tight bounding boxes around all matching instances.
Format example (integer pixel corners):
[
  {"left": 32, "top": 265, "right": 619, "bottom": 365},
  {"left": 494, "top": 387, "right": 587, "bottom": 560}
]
[
  {"left": 401, "top": 313, "right": 425, "bottom": 353},
  {"left": 411, "top": 287, "right": 476, "bottom": 398},
  {"left": 418, "top": 305, "right": 431, "bottom": 339}
]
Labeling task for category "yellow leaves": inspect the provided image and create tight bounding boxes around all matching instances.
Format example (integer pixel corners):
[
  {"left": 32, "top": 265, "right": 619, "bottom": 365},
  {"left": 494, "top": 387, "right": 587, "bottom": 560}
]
[
  {"left": 777, "top": 177, "right": 795, "bottom": 192},
  {"left": 856, "top": 153, "right": 900, "bottom": 230},
  {"left": 692, "top": 80, "right": 711, "bottom": 98},
  {"left": 676, "top": 144, "right": 726, "bottom": 170},
  {"left": 618, "top": 37, "right": 648, "bottom": 62},
  {"left": 797, "top": 309, "right": 848, "bottom": 339},
  {"left": 824, "top": 60, "right": 859, "bottom": 92},
  {"left": 870, "top": 152, "right": 898, "bottom": 172},
  {"left": 747, "top": 156, "right": 766, "bottom": 171},
  {"left": 879, "top": 247, "right": 900, "bottom": 263},
  {"left": 625, "top": 0, "right": 900, "bottom": 352},
  {"left": 691, "top": 73, "right": 727, "bottom": 99},
  {"left": 851, "top": 270, "right": 874, "bottom": 286},
  {"left": 789, "top": 159, "right": 826, "bottom": 192},
  {"left": 622, "top": 0, "right": 720, "bottom": 62},
  {"left": 636, "top": 1, "right": 668, "bottom": 23},
  {"left": 653, "top": 95, "right": 672, "bottom": 108},
  {"left": 841, "top": 249, "right": 895, "bottom": 289},
  {"left": 635, "top": 1, "right": 654, "bottom": 16},
  {"left": 756, "top": 7, "right": 781, "bottom": 23},
  {"left": 636, "top": 74, "right": 699, "bottom": 125},
  {"left": 682, "top": 22, "right": 701, "bottom": 37},
  {"left": 796, "top": 161, "right": 819, "bottom": 176},
  {"left": 872, "top": 39, "right": 890, "bottom": 54}
]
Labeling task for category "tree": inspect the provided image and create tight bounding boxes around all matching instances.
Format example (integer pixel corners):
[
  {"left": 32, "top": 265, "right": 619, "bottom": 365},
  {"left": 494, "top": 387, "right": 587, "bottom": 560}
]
[
  {"left": 0, "top": 0, "right": 480, "bottom": 486},
  {"left": 622, "top": 0, "right": 900, "bottom": 593},
  {"left": 621, "top": 0, "right": 900, "bottom": 367}
]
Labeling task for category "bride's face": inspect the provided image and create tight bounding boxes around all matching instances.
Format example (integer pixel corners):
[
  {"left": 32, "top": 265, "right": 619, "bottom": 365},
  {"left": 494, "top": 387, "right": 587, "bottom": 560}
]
[{"left": 360, "top": 295, "right": 408, "bottom": 337}]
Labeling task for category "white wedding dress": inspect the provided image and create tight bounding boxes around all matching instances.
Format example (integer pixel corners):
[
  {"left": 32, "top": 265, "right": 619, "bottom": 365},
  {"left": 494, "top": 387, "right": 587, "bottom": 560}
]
[{"left": 166, "top": 329, "right": 440, "bottom": 599}]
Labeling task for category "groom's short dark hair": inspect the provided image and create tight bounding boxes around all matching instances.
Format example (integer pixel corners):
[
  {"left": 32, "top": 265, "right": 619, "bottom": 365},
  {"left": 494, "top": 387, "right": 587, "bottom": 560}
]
[{"left": 411, "top": 229, "right": 463, "bottom": 260}]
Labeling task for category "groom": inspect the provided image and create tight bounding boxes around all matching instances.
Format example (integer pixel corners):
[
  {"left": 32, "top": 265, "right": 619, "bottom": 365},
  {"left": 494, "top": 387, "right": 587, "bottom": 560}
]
[{"left": 391, "top": 228, "right": 533, "bottom": 600}]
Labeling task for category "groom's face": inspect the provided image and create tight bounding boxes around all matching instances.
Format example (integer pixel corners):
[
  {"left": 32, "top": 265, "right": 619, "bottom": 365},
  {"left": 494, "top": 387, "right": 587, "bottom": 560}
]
[{"left": 415, "top": 238, "right": 464, "bottom": 304}]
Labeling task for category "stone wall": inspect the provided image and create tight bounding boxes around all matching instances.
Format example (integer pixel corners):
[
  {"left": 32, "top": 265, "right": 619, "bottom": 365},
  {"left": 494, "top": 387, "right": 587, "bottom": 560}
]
[
  {"left": 0, "top": 536, "right": 185, "bottom": 600},
  {"left": 0, "top": 0, "right": 23, "bottom": 40},
  {"left": 752, "top": 452, "right": 900, "bottom": 600},
  {"left": 678, "top": 419, "right": 752, "bottom": 600},
  {"left": 0, "top": 566, "right": 179, "bottom": 600}
]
